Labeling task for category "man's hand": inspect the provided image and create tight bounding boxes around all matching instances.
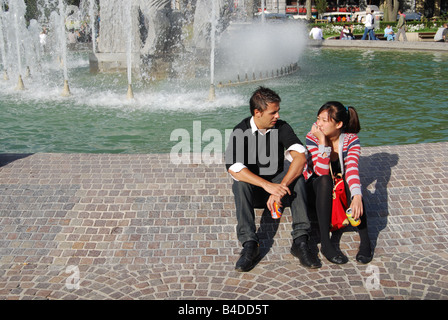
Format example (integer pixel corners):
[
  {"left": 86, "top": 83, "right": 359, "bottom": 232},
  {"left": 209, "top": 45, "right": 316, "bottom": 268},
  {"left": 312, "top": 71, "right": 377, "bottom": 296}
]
[
  {"left": 267, "top": 194, "right": 283, "bottom": 213},
  {"left": 229, "top": 148, "right": 306, "bottom": 214},
  {"left": 262, "top": 181, "right": 290, "bottom": 199},
  {"left": 229, "top": 168, "right": 290, "bottom": 213}
]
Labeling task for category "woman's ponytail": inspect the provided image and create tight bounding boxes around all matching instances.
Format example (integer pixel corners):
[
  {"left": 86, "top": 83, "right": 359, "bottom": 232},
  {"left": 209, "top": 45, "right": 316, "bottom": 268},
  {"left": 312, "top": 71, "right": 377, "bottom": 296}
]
[
  {"left": 318, "top": 102, "right": 361, "bottom": 134},
  {"left": 346, "top": 106, "right": 361, "bottom": 134}
]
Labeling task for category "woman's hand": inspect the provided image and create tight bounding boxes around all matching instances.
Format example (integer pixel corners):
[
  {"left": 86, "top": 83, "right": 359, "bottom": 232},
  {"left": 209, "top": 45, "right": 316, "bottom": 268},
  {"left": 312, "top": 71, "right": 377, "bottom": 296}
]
[
  {"left": 350, "top": 195, "right": 363, "bottom": 220},
  {"left": 311, "top": 123, "right": 326, "bottom": 145}
]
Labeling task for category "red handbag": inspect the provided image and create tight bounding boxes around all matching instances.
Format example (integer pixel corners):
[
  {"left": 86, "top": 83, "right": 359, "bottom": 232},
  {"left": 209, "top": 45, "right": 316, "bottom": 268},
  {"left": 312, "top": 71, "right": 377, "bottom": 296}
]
[{"left": 330, "top": 170, "right": 349, "bottom": 232}]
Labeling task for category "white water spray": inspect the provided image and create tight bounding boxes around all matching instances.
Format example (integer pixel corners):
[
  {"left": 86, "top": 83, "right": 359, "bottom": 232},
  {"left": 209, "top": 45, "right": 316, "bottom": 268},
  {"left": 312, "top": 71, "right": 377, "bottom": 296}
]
[
  {"left": 89, "top": 0, "right": 96, "bottom": 53},
  {"left": 208, "top": 0, "right": 217, "bottom": 101},
  {"left": 59, "top": 0, "right": 70, "bottom": 96},
  {"left": 125, "top": 0, "right": 134, "bottom": 100},
  {"left": 261, "top": 0, "right": 266, "bottom": 23},
  {"left": 12, "top": 0, "right": 25, "bottom": 89},
  {"left": 0, "top": 1, "right": 8, "bottom": 80}
]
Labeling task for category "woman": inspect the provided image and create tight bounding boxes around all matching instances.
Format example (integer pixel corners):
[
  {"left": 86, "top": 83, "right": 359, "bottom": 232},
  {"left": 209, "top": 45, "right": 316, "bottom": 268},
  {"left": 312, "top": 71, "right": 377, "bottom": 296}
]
[{"left": 303, "top": 101, "right": 372, "bottom": 264}]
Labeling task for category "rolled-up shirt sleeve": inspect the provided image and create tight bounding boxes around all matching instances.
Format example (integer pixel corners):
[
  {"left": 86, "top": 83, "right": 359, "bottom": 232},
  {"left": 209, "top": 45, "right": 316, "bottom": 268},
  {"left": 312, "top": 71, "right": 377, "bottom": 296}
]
[
  {"left": 227, "top": 162, "right": 247, "bottom": 181},
  {"left": 284, "top": 143, "right": 306, "bottom": 162},
  {"left": 228, "top": 162, "right": 246, "bottom": 174}
]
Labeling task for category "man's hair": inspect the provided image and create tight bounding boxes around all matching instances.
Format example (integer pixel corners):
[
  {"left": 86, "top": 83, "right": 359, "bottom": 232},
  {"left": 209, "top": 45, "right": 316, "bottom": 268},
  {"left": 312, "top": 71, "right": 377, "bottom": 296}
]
[{"left": 249, "top": 86, "right": 281, "bottom": 116}]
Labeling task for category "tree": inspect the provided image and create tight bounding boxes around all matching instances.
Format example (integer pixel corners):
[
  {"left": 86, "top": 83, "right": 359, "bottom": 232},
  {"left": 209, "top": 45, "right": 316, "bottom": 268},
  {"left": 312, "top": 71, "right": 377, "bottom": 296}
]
[
  {"left": 24, "top": 0, "right": 82, "bottom": 22},
  {"left": 415, "top": 0, "right": 424, "bottom": 15},
  {"left": 306, "top": 0, "right": 312, "bottom": 20},
  {"left": 315, "top": 0, "right": 327, "bottom": 19},
  {"left": 434, "top": 0, "right": 441, "bottom": 16},
  {"left": 385, "top": 0, "right": 399, "bottom": 22}
]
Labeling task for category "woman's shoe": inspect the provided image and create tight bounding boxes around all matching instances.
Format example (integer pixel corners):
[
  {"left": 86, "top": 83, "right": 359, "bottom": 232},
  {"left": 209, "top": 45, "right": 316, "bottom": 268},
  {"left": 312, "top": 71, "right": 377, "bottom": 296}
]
[
  {"left": 356, "top": 251, "right": 373, "bottom": 264},
  {"left": 321, "top": 246, "right": 348, "bottom": 264},
  {"left": 326, "top": 253, "right": 349, "bottom": 264},
  {"left": 356, "top": 242, "right": 373, "bottom": 264}
]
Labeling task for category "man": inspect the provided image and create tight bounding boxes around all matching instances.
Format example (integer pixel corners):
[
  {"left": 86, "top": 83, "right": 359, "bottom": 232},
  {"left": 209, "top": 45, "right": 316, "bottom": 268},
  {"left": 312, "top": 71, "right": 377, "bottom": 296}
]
[
  {"left": 361, "top": 10, "right": 376, "bottom": 40},
  {"left": 225, "top": 87, "right": 321, "bottom": 272},
  {"left": 309, "top": 26, "right": 324, "bottom": 40},
  {"left": 396, "top": 10, "right": 407, "bottom": 41},
  {"left": 434, "top": 23, "right": 448, "bottom": 42}
]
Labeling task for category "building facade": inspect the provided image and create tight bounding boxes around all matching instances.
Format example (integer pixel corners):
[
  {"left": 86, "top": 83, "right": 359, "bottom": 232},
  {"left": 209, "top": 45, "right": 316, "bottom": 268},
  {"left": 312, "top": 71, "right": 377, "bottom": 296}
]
[{"left": 253, "top": 1, "right": 431, "bottom": 14}]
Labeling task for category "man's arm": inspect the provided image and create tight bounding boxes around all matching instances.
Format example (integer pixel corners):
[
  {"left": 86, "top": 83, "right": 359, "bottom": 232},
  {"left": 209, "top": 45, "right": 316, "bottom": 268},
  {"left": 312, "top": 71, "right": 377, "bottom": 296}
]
[
  {"left": 228, "top": 167, "right": 291, "bottom": 199},
  {"left": 280, "top": 150, "right": 306, "bottom": 187},
  {"left": 266, "top": 150, "right": 306, "bottom": 212}
]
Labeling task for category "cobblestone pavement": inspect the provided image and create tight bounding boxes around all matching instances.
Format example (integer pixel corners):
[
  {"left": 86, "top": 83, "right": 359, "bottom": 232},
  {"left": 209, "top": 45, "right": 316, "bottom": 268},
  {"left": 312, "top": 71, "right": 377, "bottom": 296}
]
[{"left": 0, "top": 142, "right": 447, "bottom": 300}]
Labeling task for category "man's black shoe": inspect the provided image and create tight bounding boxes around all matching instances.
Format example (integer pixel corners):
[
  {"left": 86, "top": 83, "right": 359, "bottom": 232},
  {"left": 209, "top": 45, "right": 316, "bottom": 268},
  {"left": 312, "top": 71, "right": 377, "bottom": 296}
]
[
  {"left": 235, "top": 241, "right": 260, "bottom": 272},
  {"left": 290, "top": 241, "right": 322, "bottom": 269}
]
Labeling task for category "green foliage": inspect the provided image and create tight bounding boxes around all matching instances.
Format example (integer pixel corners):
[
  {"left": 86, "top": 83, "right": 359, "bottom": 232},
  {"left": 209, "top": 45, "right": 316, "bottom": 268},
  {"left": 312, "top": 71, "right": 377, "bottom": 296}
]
[
  {"left": 315, "top": 0, "right": 327, "bottom": 17},
  {"left": 24, "top": 0, "right": 81, "bottom": 22}
]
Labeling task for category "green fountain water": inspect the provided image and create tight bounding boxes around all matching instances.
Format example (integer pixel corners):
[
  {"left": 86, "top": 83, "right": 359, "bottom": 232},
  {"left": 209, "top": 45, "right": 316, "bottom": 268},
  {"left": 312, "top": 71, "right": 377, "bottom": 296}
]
[{"left": 1, "top": 47, "right": 446, "bottom": 154}]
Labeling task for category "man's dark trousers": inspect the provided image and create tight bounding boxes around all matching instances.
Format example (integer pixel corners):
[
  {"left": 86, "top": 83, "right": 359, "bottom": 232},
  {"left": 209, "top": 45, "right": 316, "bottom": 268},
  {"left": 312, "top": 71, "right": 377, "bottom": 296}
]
[{"left": 232, "top": 163, "right": 310, "bottom": 246}]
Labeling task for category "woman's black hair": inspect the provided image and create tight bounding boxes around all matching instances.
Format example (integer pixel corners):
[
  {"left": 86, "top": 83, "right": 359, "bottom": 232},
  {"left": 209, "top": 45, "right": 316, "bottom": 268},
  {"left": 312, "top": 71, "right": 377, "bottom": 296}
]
[{"left": 318, "top": 101, "right": 361, "bottom": 134}]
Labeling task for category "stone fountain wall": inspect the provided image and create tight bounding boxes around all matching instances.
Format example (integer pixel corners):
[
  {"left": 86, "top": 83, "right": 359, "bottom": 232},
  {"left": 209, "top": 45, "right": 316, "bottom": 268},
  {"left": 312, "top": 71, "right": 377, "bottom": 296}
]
[
  {"left": 91, "top": 0, "right": 233, "bottom": 79},
  {"left": 93, "top": 0, "right": 175, "bottom": 75}
]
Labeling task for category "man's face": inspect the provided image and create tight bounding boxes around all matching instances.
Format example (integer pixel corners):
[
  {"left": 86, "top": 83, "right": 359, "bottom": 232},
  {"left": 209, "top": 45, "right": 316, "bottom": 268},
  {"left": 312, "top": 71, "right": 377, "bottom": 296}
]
[{"left": 254, "top": 102, "right": 280, "bottom": 130}]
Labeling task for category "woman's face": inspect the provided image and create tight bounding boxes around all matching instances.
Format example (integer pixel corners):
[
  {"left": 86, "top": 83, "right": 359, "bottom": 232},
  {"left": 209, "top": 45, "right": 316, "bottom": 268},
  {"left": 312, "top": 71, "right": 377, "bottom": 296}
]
[{"left": 316, "top": 110, "right": 342, "bottom": 138}]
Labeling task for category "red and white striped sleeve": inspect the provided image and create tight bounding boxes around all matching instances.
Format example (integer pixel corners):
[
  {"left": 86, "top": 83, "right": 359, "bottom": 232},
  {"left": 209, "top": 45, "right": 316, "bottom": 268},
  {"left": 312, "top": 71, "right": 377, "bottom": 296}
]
[
  {"left": 304, "top": 132, "right": 331, "bottom": 179},
  {"left": 343, "top": 134, "right": 362, "bottom": 197}
]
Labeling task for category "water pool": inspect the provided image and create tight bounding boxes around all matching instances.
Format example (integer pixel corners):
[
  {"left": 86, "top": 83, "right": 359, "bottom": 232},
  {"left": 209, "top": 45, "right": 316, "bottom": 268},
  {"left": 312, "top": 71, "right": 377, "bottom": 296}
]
[{"left": 0, "top": 47, "right": 447, "bottom": 154}]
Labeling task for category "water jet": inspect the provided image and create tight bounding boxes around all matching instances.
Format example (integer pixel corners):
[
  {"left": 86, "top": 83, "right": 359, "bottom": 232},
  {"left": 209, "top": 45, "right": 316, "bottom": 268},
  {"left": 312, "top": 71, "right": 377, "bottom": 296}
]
[
  {"left": 208, "top": 84, "right": 215, "bottom": 101},
  {"left": 15, "top": 74, "right": 25, "bottom": 90},
  {"left": 127, "top": 84, "right": 134, "bottom": 100},
  {"left": 61, "top": 79, "right": 71, "bottom": 97}
]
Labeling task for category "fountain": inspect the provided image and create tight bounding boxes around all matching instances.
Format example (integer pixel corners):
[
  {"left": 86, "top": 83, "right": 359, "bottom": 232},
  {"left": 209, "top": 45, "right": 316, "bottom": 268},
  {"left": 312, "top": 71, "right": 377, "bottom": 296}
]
[
  {"left": 0, "top": 0, "right": 306, "bottom": 100},
  {"left": 11, "top": 0, "right": 26, "bottom": 90},
  {"left": 58, "top": 0, "right": 71, "bottom": 96},
  {"left": 208, "top": 0, "right": 217, "bottom": 101},
  {"left": 0, "top": 0, "right": 76, "bottom": 95},
  {"left": 125, "top": 0, "right": 134, "bottom": 100},
  {"left": 0, "top": 2, "right": 6, "bottom": 80},
  {"left": 88, "top": 0, "right": 96, "bottom": 54},
  {"left": 90, "top": 1, "right": 304, "bottom": 85},
  {"left": 9, "top": 0, "right": 421, "bottom": 155}
]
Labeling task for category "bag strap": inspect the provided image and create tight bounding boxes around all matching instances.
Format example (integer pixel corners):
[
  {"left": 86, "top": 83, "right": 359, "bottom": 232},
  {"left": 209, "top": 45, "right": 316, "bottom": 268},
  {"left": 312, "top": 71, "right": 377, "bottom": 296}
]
[
  {"left": 329, "top": 159, "right": 343, "bottom": 182},
  {"left": 329, "top": 161, "right": 335, "bottom": 180},
  {"left": 329, "top": 161, "right": 333, "bottom": 178}
]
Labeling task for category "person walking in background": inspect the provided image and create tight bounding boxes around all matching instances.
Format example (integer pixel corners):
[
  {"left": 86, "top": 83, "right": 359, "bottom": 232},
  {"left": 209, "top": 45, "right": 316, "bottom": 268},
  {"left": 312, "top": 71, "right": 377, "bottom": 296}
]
[
  {"left": 396, "top": 10, "right": 407, "bottom": 41},
  {"left": 361, "top": 9, "right": 376, "bottom": 40}
]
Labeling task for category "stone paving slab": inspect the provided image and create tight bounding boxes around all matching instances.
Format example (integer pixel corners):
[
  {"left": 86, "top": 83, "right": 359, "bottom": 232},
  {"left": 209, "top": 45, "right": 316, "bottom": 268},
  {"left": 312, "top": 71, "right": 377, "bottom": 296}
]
[{"left": 0, "top": 142, "right": 447, "bottom": 300}]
